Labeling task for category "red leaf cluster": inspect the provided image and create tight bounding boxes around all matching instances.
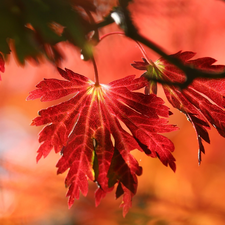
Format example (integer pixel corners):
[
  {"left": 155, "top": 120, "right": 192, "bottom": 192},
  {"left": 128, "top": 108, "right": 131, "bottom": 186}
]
[{"left": 132, "top": 51, "right": 225, "bottom": 163}]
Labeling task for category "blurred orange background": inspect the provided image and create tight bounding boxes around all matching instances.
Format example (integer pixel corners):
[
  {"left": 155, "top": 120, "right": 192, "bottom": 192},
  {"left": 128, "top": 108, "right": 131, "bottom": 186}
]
[{"left": 1, "top": 0, "right": 225, "bottom": 224}]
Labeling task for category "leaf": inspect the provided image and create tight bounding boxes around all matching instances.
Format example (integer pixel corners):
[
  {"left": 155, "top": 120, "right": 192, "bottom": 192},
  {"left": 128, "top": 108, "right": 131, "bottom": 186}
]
[
  {"left": 132, "top": 51, "right": 225, "bottom": 164},
  {"left": 0, "top": 53, "right": 5, "bottom": 81},
  {"left": 0, "top": 0, "right": 98, "bottom": 64},
  {"left": 28, "top": 68, "right": 177, "bottom": 216}
]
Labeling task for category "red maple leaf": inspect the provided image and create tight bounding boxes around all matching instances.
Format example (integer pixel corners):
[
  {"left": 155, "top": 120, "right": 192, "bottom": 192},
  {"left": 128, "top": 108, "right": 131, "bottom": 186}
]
[
  {"left": 27, "top": 68, "right": 177, "bottom": 216},
  {"left": 132, "top": 51, "right": 225, "bottom": 163}
]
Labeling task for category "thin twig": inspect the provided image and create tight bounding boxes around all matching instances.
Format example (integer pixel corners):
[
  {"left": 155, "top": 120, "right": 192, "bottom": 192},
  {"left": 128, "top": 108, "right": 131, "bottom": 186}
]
[
  {"left": 99, "top": 32, "right": 152, "bottom": 64},
  {"left": 115, "top": 4, "right": 225, "bottom": 88},
  {"left": 93, "top": 4, "right": 225, "bottom": 89}
]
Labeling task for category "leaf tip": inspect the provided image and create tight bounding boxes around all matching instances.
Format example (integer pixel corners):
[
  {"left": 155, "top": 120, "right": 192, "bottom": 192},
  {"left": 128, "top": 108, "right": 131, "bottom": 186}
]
[
  {"left": 30, "top": 120, "right": 35, "bottom": 126},
  {"left": 170, "top": 162, "right": 176, "bottom": 172},
  {"left": 36, "top": 153, "right": 42, "bottom": 163},
  {"left": 68, "top": 200, "right": 73, "bottom": 209}
]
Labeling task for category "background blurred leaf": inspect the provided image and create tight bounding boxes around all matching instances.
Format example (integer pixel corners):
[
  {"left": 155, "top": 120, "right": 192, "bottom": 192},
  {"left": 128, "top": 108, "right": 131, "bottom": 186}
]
[{"left": 0, "top": 0, "right": 98, "bottom": 64}]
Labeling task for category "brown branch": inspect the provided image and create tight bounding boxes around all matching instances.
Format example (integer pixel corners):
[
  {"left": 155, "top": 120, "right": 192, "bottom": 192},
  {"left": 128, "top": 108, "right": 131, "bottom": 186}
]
[{"left": 112, "top": 4, "right": 225, "bottom": 88}]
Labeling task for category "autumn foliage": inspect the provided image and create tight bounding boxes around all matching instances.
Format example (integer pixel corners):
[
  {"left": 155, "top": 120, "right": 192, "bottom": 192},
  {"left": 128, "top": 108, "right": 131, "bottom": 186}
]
[
  {"left": 2, "top": 0, "right": 225, "bottom": 222},
  {"left": 132, "top": 51, "right": 225, "bottom": 164},
  {"left": 25, "top": 48, "right": 225, "bottom": 216},
  {"left": 27, "top": 68, "right": 177, "bottom": 215}
]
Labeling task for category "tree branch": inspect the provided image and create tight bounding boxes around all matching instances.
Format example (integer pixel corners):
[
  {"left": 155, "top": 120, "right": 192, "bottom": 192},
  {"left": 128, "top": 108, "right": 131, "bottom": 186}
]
[{"left": 113, "top": 4, "right": 225, "bottom": 88}]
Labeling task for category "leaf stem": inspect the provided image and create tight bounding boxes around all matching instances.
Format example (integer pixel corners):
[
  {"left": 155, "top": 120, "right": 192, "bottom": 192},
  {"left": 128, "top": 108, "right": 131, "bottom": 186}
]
[
  {"left": 92, "top": 56, "right": 100, "bottom": 86},
  {"left": 135, "top": 41, "right": 151, "bottom": 64},
  {"left": 95, "top": 4, "right": 225, "bottom": 88},
  {"left": 99, "top": 31, "right": 125, "bottom": 41},
  {"left": 99, "top": 32, "right": 151, "bottom": 63}
]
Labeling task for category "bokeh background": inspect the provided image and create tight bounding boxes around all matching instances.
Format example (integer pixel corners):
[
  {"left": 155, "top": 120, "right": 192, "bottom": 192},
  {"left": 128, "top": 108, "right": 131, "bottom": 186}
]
[{"left": 1, "top": 0, "right": 225, "bottom": 224}]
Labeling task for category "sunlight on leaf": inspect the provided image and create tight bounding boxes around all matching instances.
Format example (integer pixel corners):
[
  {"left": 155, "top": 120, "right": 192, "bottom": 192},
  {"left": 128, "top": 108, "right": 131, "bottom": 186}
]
[
  {"left": 28, "top": 68, "right": 177, "bottom": 216},
  {"left": 132, "top": 51, "right": 225, "bottom": 164}
]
